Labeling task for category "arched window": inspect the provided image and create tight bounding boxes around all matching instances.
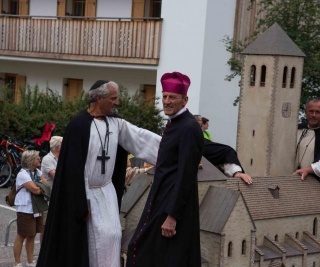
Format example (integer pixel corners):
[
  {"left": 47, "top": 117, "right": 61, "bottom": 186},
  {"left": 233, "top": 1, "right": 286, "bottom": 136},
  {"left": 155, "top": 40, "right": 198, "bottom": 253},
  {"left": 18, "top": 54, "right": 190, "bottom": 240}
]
[
  {"left": 290, "top": 67, "right": 296, "bottom": 88},
  {"left": 228, "top": 242, "right": 233, "bottom": 257},
  {"left": 295, "top": 232, "right": 299, "bottom": 239},
  {"left": 282, "top": 66, "right": 288, "bottom": 88},
  {"left": 275, "top": 235, "right": 278, "bottom": 242},
  {"left": 260, "top": 65, "right": 267, "bottom": 87},
  {"left": 313, "top": 262, "right": 316, "bottom": 267},
  {"left": 313, "top": 217, "right": 318, "bottom": 236},
  {"left": 250, "top": 65, "right": 256, "bottom": 86},
  {"left": 241, "top": 240, "right": 246, "bottom": 255}
]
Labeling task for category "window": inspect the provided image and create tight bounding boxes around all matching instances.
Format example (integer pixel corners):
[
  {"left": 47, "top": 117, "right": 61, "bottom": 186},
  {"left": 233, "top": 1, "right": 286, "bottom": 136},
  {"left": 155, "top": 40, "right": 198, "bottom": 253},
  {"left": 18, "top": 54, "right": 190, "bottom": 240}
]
[
  {"left": 9, "top": 0, "right": 18, "bottom": 14},
  {"left": 150, "top": 0, "right": 161, "bottom": 17},
  {"left": 295, "top": 232, "right": 299, "bottom": 239},
  {"left": 2, "top": 0, "right": 29, "bottom": 15},
  {"left": 241, "top": 240, "right": 246, "bottom": 255},
  {"left": 275, "top": 235, "right": 278, "bottom": 242},
  {"left": 250, "top": 65, "right": 256, "bottom": 86},
  {"left": 228, "top": 242, "right": 233, "bottom": 257},
  {"left": 290, "top": 67, "right": 296, "bottom": 88},
  {"left": 260, "top": 65, "right": 267, "bottom": 87},
  {"left": 73, "top": 0, "right": 85, "bottom": 16},
  {"left": 313, "top": 217, "right": 318, "bottom": 236},
  {"left": 4, "top": 73, "right": 26, "bottom": 103},
  {"left": 282, "top": 66, "right": 288, "bottom": 88}
]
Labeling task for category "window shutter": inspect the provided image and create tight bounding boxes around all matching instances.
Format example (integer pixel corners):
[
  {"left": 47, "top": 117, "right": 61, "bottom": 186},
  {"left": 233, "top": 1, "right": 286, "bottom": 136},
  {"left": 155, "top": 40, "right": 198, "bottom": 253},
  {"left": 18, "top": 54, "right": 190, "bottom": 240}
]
[
  {"left": 19, "top": 0, "right": 29, "bottom": 15},
  {"left": 85, "top": 0, "right": 96, "bottom": 17}
]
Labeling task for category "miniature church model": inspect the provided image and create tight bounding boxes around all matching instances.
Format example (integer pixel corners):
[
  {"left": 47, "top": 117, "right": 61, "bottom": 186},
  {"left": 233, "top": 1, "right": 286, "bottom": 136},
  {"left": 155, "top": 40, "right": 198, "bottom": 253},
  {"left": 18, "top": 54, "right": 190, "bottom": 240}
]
[
  {"left": 236, "top": 23, "right": 305, "bottom": 176},
  {"left": 121, "top": 23, "right": 320, "bottom": 267}
]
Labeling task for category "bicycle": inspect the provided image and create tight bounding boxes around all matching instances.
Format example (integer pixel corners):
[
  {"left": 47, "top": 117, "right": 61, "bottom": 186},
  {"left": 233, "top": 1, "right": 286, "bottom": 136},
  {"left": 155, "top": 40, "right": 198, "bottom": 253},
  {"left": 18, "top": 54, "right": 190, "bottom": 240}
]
[
  {"left": 0, "top": 134, "right": 29, "bottom": 187},
  {"left": 0, "top": 151, "right": 12, "bottom": 187}
]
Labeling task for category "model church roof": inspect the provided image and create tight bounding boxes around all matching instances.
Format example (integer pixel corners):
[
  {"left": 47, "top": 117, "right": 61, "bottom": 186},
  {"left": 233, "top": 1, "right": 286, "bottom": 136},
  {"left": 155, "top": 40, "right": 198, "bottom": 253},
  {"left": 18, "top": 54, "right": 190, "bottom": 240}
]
[
  {"left": 242, "top": 22, "right": 305, "bottom": 57},
  {"left": 227, "top": 175, "right": 320, "bottom": 220}
]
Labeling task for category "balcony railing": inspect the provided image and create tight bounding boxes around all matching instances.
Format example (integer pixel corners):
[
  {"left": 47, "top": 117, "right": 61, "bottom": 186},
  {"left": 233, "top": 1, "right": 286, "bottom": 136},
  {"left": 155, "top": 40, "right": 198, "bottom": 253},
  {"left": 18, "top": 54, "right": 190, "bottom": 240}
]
[{"left": 0, "top": 15, "right": 162, "bottom": 65}]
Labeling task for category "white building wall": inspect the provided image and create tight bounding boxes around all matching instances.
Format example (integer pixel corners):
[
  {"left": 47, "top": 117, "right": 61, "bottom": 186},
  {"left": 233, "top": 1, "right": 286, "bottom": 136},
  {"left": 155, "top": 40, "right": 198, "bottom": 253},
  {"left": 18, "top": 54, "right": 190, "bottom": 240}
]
[
  {"left": 30, "top": 0, "right": 57, "bottom": 16},
  {"left": 97, "top": 0, "right": 132, "bottom": 18},
  {"left": 0, "top": 60, "right": 156, "bottom": 95},
  {"left": 157, "top": 0, "right": 239, "bottom": 147}
]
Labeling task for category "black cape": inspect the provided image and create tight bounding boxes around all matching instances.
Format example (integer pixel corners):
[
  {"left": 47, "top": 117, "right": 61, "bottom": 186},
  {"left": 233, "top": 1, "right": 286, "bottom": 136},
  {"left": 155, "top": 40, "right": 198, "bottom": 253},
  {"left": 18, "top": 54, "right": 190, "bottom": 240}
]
[
  {"left": 36, "top": 109, "right": 127, "bottom": 267},
  {"left": 202, "top": 139, "right": 244, "bottom": 172},
  {"left": 127, "top": 110, "right": 204, "bottom": 267}
]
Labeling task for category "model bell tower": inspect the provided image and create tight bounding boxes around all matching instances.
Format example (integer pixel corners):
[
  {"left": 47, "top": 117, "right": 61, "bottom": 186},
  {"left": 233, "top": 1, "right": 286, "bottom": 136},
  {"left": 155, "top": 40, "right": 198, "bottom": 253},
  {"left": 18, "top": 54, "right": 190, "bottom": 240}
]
[{"left": 236, "top": 23, "right": 305, "bottom": 176}]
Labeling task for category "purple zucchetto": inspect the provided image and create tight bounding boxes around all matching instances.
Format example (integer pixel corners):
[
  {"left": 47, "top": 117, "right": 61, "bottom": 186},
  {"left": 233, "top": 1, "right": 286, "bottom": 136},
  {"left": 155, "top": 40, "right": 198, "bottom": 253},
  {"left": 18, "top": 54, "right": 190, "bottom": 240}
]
[
  {"left": 90, "top": 80, "right": 109, "bottom": 90},
  {"left": 161, "top": 72, "right": 191, "bottom": 96}
]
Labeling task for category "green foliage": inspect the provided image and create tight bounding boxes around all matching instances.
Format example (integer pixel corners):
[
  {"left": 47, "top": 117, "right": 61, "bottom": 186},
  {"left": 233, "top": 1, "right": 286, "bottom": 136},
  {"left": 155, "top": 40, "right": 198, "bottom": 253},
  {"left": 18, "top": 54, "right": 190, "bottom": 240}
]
[
  {"left": 0, "top": 85, "right": 164, "bottom": 142},
  {"left": 224, "top": 0, "right": 320, "bottom": 109},
  {"left": 116, "top": 86, "right": 164, "bottom": 134}
]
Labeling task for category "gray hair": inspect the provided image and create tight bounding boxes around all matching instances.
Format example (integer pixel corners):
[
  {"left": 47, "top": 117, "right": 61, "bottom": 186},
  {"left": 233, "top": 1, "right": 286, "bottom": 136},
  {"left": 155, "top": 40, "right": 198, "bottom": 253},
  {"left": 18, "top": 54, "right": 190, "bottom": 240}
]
[
  {"left": 306, "top": 97, "right": 320, "bottom": 107},
  {"left": 21, "top": 150, "right": 40, "bottom": 169},
  {"left": 88, "top": 81, "right": 119, "bottom": 103}
]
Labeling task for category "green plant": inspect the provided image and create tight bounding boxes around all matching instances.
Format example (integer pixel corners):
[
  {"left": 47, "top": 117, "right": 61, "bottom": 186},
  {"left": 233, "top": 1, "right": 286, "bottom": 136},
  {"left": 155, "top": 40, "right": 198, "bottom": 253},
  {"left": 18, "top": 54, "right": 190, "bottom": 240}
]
[
  {"left": 224, "top": 0, "right": 320, "bottom": 109},
  {"left": 0, "top": 85, "right": 163, "bottom": 141}
]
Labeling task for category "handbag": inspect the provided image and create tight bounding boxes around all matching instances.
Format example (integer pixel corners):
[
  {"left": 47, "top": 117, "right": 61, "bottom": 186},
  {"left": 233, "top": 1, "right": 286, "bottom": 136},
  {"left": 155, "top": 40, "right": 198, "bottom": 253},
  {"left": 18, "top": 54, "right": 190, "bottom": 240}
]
[{"left": 5, "top": 180, "right": 23, "bottom": 206}]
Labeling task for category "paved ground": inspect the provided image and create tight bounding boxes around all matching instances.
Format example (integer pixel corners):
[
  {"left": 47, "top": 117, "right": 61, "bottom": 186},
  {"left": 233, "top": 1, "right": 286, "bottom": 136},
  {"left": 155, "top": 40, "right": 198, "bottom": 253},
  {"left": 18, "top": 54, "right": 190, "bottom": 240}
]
[{"left": 0, "top": 187, "right": 40, "bottom": 267}]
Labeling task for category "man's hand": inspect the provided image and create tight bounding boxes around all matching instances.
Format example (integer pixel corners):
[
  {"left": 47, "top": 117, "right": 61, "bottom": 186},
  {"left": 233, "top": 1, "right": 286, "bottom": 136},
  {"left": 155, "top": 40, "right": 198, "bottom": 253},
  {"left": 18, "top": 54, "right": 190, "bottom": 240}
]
[
  {"left": 293, "top": 166, "right": 314, "bottom": 180},
  {"left": 234, "top": 172, "right": 253, "bottom": 184},
  {"left": 161, "top": 215, "right": 176, "bottom": 238}
]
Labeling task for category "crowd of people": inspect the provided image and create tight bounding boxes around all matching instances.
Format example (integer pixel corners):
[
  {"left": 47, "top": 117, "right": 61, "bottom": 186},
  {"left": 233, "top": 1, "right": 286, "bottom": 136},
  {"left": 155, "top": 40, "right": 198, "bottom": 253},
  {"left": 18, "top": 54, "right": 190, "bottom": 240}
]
[{"left": 11, "top": 72, "right": 319, "bottom": 267}]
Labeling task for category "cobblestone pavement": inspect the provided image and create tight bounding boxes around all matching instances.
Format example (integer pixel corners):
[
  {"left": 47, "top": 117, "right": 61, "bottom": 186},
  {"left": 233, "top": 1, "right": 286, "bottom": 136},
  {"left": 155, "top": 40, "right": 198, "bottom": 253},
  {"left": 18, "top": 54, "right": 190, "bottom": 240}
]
[{"left": 0, "top": 187, "right": 40, "bottom": 267}]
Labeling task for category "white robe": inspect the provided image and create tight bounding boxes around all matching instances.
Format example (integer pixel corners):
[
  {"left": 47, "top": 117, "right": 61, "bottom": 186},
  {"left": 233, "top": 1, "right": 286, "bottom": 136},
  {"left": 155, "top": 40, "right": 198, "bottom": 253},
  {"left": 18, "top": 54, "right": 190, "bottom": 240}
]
[
  {"left": 296, "top": 128, "right": 315, "bottom": 169},
  {"left": 84, "top": 117, "right": 161, "bottom": 267}
]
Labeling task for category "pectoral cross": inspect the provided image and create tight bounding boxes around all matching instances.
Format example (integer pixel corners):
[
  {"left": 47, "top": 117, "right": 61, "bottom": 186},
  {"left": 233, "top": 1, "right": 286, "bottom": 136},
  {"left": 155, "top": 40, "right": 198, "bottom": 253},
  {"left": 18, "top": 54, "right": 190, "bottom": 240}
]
[{"left": 97, "top": 149, "right": 110, "bottom": 174}]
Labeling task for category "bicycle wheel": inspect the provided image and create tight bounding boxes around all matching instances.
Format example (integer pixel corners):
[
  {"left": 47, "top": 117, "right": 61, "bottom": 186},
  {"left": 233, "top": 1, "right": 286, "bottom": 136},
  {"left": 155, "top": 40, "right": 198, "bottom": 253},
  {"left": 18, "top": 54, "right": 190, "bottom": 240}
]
[{"left": 0, "top": 161, "right": 12, "bottom": 188}]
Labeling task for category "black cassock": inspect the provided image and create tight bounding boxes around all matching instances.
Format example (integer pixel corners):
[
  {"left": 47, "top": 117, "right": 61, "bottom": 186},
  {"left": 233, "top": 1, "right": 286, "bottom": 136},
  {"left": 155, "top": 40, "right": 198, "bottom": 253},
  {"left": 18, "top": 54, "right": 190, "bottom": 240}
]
[
  {"left": 127, "top": 110, "right": 204, "bottom": 267},
  {"left": 36, "top": 109, "right": 127, "bottom": 267}
]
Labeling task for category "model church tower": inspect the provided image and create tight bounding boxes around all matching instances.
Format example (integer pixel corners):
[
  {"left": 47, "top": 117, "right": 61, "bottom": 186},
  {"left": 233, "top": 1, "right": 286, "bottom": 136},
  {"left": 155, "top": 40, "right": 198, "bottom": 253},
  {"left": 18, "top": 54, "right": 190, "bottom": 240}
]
[{"left": 236, "top": 23, "right": 305, "bottom": 176}]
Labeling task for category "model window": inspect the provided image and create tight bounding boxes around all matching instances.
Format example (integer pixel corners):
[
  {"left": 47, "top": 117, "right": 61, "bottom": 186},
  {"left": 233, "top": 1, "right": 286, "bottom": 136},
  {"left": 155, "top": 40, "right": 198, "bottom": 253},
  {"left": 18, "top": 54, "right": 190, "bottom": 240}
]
[
  {"left": 260, "top": 65, "right": 267, "bottom": 87},
  {"left": 313, "top": 217, "right": 318, "bottom": 236},
  {"left": 282, "top": 66, "right": 288, "bottom": 88},
  {"left": 290, "top": 67, "right": 296, "bottom": 88},
  {"left": 250, "top": 65, "right": 256, "bottom": 86},
  {"left": 241, "top": 240, "right": 246, "bottom": 255},
  {"left": 228, "top": 242, "right": 233, "bottom": 257}
]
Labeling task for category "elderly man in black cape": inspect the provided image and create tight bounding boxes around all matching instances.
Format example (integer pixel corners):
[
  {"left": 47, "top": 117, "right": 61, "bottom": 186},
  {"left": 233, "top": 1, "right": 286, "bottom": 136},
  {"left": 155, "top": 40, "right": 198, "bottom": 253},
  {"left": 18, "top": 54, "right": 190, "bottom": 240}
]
[
  {"left": 37, "top": 80, "right": 161, "bottom": 267},
  {"left": 126, "top": 72, "right": 204, "bottom": 267}
]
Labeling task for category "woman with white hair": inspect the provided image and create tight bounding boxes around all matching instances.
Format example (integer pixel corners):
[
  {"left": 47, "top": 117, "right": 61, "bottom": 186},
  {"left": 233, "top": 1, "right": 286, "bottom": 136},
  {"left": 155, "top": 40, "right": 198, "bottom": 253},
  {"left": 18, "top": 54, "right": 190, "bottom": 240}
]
[
  {"left": 13, "top": 150, "right": 44, "bottom": 267},
  {"left": 41, "top": 136, "right": 63, "bottom": 188}
]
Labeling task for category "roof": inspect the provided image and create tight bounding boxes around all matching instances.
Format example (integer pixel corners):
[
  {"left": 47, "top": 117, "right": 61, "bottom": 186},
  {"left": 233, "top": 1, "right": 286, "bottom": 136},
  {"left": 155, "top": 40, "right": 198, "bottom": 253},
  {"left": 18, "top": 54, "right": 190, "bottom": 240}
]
[
  {"left": 241, "top": 22, "right": 305, "bottom": 57},
  {"left": 227, "top": 175, "right": 320, "bottom": 220},
  {"left": 198, "top": 157, "right": 228, "bottom": 182},
  {"left": 120, "top": 173, "right": 152, "bottom": 214},
  {"left": 255, "top": 245, "right": 281, "bottom": 261},
  {"left": 199, "top": 186, "right": 245, "bottom": 233}
]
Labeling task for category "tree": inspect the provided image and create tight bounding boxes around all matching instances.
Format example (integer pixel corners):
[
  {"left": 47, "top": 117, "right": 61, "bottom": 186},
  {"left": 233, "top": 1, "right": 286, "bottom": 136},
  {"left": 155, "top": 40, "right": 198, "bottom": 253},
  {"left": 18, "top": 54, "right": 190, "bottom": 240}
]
[
  {"left": 225, "top": 0, "right": 320, "bottom": 109},
  {"left": 0, "top": 85, "right": 164, "bottom": 142}
]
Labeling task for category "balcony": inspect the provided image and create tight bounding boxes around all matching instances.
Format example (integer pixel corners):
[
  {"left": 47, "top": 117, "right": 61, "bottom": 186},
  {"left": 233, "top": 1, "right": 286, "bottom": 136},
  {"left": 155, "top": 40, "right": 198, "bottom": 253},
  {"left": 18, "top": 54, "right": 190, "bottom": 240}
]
[{"left": 0, "top": 15, "right": 162, "bottom": 65}]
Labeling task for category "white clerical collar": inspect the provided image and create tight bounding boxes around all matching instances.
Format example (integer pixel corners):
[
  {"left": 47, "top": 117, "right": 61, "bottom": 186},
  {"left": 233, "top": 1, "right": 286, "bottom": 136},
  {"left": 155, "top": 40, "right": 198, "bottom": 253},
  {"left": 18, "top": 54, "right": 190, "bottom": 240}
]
[
  {"left": 308, "top": 125, "right": 320, "bottom": 130},
  {"left": 168, "top": 107, "right": 187, "bottom": 120}
]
